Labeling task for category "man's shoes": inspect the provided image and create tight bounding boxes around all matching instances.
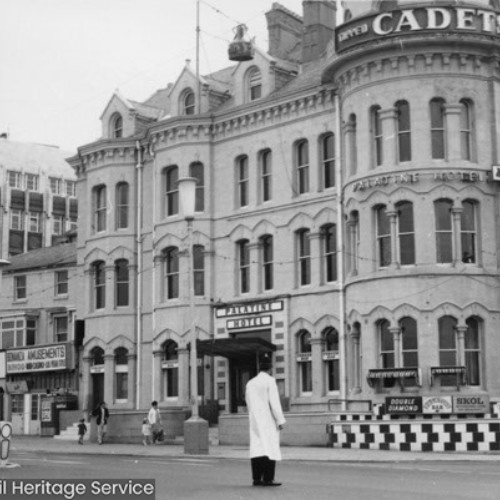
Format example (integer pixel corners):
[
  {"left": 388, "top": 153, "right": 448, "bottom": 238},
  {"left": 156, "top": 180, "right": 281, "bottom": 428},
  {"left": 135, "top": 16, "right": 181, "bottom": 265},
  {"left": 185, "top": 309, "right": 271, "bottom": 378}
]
[
  {"left": 252, "top": 481, "right": 264, "bottom": 486},
  {"left": 262, "top": 481, "right": 282, "bottom": 487}
]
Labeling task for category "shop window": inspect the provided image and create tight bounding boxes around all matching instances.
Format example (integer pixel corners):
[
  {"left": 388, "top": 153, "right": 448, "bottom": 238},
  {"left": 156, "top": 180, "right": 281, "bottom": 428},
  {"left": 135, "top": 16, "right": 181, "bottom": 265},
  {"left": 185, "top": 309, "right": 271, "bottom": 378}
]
[
  {"left": 165, "top": 166, "right": 179, "bottom": 217},
  {"left": 460, "top": 99, "right": 474, "bottom": 161},
  {"left": 189, "top": 162, "right": 204, "bottom": 212},
  {"left": 376, "top": 205, "right": 391, "bottom": 267},
  {"left": 321, "top": 133, "right": 335, "bottom": 188},
  {"left": 370, "top": 105, "right": 383, "bottom": 168},
  {"left": 259, "top": 149, "right": 272, "bottom": 203},
  {"left": 115, "top": 347, "right": 129, "bottom": 402},
  {"left": 321, "top": 224, "right": 337, "bottom": 283},
  {"left": 115, "top": 259, "right": 129, "bottom": 307},
  {"left": 260, "top": 235, "right": 273, "bottom": 291},
  {"left": 55, "top": 270, "right": 69, "bottom": 296},
  {"left": 461, "top": 200, "right": 477, "bottom": 264},
  {"left": 237, "top": 239, "right": 250, "bottom": 294},
  {"left": 116, "top": 182, "right": 129, "bottom": 229},
  {"left": 297, "top": 229, "right": 311, "bottom": 286},
  {"left": 396, "top": 201, "right": 415, "bottom": 265},
  {"left": 164, "top": 247, "right": 179, "bottom": 299},
  {"left": 435, "top": 199, "right": 453, "bottom": 263},
  {"left": 295, "top": 140, "right": 309, "bottom": 195},
  {"left": 297, "top": 330, "right": 312, "bottom": 394},
  {"left": 193, "top": 245, "right": 205, "bottom": 296},
  {"left": 11, "top": 394, "right": 24, "bottom": 414},
  {"left": 54, "top": 315, "right": 68, "bottom": 343},
  {"left": 162, "top": 340, "right": 179, "bottom": 399},
  {"left": 465, "top": 317, "right": 481, "bottom": 386},
  {"left": 323, "top": 327, "right": 339, "bottom": 392},
  {"left": 14, "top": 275, "right": 27, "bottom": 301},
  {"left": 93, "top": 261, "right": 106, "bottom": 310},
  {"left": 430, "top": 98, "right": 446, "bottom": 159},
  {"left": 396, "top": 100, "right": 411, "bottom": 162},
  {"left": 93, "top": 185, "right": 107, "bottom": 233},
  {"left": 236, "top": 156, "right": 249, "bottom": 208},
  {"left": 438, "top": 315, "right": 458, "bottom": 386}
]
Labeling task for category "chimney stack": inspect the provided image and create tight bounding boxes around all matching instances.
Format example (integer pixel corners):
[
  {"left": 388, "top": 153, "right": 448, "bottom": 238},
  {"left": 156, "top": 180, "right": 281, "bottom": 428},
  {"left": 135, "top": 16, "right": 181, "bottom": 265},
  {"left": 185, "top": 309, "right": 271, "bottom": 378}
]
[
  {"left": 265, "top": 3, "right": 303, "bottom": 63},
  {"left": 302, "top": 1, "right": 336, "bottom": 64}
]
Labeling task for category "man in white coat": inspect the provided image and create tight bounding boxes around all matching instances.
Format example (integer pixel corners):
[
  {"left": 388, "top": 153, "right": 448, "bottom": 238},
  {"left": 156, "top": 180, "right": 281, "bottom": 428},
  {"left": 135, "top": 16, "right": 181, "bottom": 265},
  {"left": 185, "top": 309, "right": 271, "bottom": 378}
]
[{"left": 245, "top": 353, "right": 286, "bottom": 487}]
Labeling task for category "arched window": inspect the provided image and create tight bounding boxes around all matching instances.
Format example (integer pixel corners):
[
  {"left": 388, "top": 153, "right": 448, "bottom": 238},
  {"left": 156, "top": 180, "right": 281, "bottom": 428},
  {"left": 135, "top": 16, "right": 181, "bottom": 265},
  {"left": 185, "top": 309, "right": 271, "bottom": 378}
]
[
  {"left": 93, "top": 185, "right": 107, "bottom": 233},
  {"left": 236, "top": 156, "right": 249, "bottom": 208},
  {"left": 295, "top": 140, "right": 309, "bottom": 195},
  {"left": 430, "top": 98, "right": 446, "bottom": 159},
  {"left": 164, "top": 247, "right": 179, "bottom": 299},
  {"left": 396, "top": 201, "right": 415, "bottom": 265},
  {"left": 435, "top": 199, "right": 453, "bottom": 263},
  {"left": 297, "top": 229, "right": 311, "bottom": 286},
  {"left": 116, "top": 182, "right": 129, "bottom": 229},
  {"left": 376, "top": 205, "right": 391, "bottom": 267},
  {"left": 379, "top": 319, "right": 394, "bottom": 369},
  {"left": 321, "top": 224, "right": 337, "bottom": 283},
  {"left": 238, "top": 239, "right": 250, "bottom": 293},
  {"left": 111, "top": 113, "right": 123, "bottom": 138},
  {"left": 260, "top": 235, "right": 273, "bottom": 291},
  {"left": 183, "top": 90, "right": 195, "bottom": 115},
  {"left": 115, "top": 259, "right": 129, "bottom": 307},
  {"left": 297, "top": 330, "right": 312, "bottom": 394},
  {"left": 347, "top": 114, "right": 357, "bottom": 175},
  {"left": 438, "top": 315, "right": 458, "bottom": 386},
  {"left": 93, "top": 261, "right": 106, "bottom": 310},
  {"left": 165, "top": 166, "right": 179, "bottom": 216},
  {"left": 259, "top": 149, "right": 272, "bottom": 203},
  {"left": 465, "top": 317, "right": 481, "bottom": 386},
  {"left": 370, "top": 105, "right": 383, "bottom": 168},
  {"left": 323, "top": 327, "right": 339, "bottom": 392},
  {"left": 247, "top": 67, "right": 262, "bottom": 101},
  {"left": 321, "top": 133, "right": 335, "bottom": 188},
  {"left": 115, "top": 347, "right": 128, "bottom": 402},
  {"left": 400, "top": 317, "right": 418, "bottom": 368},
  {"left": 461, "top": 200, "right": 477, "bottom": 264},
  {"left": 162, "top": 340, "right": 179, "bottom": 398},
  {"left": 91, "top": 346, "right": 105, "bottom": 366},
  {"left": 189, "top": 162, "right": 204, "bottom": 212},
  {"left": 460, "top": 99, "right": 473, "bottom": 161},
  {"left": 396, "top": 100, "right": 411, "bottom": 162},
  {"left": 193, "top": 244, "right": 205, "bottom": 296}
]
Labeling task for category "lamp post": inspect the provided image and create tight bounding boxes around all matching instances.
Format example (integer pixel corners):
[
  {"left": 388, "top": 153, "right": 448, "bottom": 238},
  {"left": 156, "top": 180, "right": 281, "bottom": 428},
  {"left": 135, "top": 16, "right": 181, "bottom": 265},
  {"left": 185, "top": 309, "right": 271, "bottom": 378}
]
[{"left": 178, "top": 177, "right": 209, "bottom": 455}]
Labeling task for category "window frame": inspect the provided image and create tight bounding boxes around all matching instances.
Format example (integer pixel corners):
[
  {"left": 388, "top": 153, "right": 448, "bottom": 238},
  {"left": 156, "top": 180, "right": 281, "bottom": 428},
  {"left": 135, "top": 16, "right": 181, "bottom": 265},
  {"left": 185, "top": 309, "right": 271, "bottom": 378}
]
[
  {"left": 55, "top": 270, "right": 69, "bottom": 296},
  {"left": 376, "top": 205, "right": 391, "bottom": 268},
  {"left": 297, "top": 229, "right": 311, "bottom": 286},
  {"left": 435, "top": 199, "right": 453, "bottom": 264},
  {"left": 93, "top": 261, "right": 106, "bottom": 310},
  {"left": 53, "top": 314, "right": 69, "bottom": 343},
  {"left": 259, "top": 149, "right": 272, "bottom": 203},
  {"left": 193, "top": 244, "right": 205, "bottom": 296},
  {"left": 430, "top": 98, "right": 446, "bottom": 159},
  {"left": 321, "top": 223, "right": 337, "bottom": 283},
  {"left": 460, "top": 99, "right": 474, "bottom": 161},
  {"left": 260, "top": 235, "right": 273, "bottom": 291},
  {"left": 115, "top": 259, "right": 130, "bottom": 307},
  {"left": 236, "top": 156, "right": 249, "bottom": 208},
  {"left": 396, "top": 201, "right": 415, "bottom": 266},
  {"left": 238, "top": 239, "right": 250, "bottom": 294},
  {"left": 295, "top": 140, "right": 310, "bottom": 195},
  {"left": 396, "top": 100, "right": 411, "bottom": 162},
  {"left": 183, "top": 90, "right": 195, "bottom": 115},
  {"left": 93, "top": 185, "right": 107, "bottom": 233},
  {"left": 297, "top": 330, "right": 313, "bottom": 394},
  {"left": 116, "top": 182, "right": 129, "bottom": 230},
  {"left": 189, "top": 162, "right": 204, "bottom": 212},
  {"left": 165, "top": 166, "right": 179, "bottom": 217},
  {"left": 25, "top": 173, "right": 39, "bottom": 192},
  {"left": 248, "top": 67, "right": 262, "bottom": 101},
  {"left": 164, "top": 247, "right": 179, "bottom": 300},
  {"left": 370, "top": 106, "right": 383, "bottom": 168},
  {"left": 14, "top": 275, "right": 27, "bottom": 301}
]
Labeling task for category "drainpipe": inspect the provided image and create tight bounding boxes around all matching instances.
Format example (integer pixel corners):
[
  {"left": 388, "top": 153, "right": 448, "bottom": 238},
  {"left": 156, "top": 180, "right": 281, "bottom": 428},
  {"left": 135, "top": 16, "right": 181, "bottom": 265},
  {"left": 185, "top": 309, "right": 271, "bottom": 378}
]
[
  {"left": 149, "top": 142, "right": 157, "bottom": 401},
  {"left": 135, "top": 141, "right": 144, "bottom": 410},
  {"left": 335, "top": 91, "right": 348, "bottom": 411}
]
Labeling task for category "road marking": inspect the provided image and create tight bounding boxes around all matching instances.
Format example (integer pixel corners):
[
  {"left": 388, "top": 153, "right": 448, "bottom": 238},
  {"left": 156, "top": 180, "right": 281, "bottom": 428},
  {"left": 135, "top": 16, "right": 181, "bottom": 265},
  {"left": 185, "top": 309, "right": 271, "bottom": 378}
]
[
  {"left": 16, "top": 457, "right": 88, "bottom": 465},
  {"left": 122, "top": 458, "right": 214, "bottom": 467}
]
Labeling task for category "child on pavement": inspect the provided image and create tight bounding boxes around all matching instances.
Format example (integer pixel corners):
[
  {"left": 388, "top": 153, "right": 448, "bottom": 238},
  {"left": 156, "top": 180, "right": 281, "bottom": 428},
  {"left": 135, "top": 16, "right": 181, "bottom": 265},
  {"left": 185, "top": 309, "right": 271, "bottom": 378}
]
[
  {"left": 77, "top": 418, "right": 87, "bottom": 445},
  {"left": 142, "top": 417, "right": 151, "bottom": 446}
]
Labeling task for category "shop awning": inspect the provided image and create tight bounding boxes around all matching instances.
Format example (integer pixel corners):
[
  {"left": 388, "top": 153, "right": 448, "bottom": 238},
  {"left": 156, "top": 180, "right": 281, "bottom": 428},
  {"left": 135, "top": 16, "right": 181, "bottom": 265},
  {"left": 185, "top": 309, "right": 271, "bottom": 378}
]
[{"left": 198, "top": 337, "right": 276, "bottom": 361}]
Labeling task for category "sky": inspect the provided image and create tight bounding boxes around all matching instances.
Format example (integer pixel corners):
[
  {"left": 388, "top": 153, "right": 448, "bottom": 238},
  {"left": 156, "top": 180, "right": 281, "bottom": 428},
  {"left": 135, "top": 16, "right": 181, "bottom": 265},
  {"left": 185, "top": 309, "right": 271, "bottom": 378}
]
[{"left": 0, "top": 0, "right": 310, "bottom": 153}]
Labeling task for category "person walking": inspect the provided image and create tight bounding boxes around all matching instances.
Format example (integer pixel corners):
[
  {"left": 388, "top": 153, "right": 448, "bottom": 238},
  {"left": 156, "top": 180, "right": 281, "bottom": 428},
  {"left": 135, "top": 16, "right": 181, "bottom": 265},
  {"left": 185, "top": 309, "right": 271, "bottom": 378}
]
[
  {"left": 142, "top": 417, "right": 151, "bottom": 446},
  {"left": 92, "top": 402, "right": 109, "bottom": 445},
  {"left": 148, "top": 401, "right": 162, "bottom": 444},
  {"left": 245, "top": 353, "right": 286, "bottom": 487},
  {"left": 77, "top": 418, "right": 87, "bottom": 445}
]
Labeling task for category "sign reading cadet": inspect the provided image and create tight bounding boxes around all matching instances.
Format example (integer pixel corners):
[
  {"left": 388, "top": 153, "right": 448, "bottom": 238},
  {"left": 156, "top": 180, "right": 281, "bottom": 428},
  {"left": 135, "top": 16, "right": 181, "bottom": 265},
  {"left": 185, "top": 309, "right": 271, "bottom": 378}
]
[{"left": 386, "top": 397, "right": 422, "bottom": 414}]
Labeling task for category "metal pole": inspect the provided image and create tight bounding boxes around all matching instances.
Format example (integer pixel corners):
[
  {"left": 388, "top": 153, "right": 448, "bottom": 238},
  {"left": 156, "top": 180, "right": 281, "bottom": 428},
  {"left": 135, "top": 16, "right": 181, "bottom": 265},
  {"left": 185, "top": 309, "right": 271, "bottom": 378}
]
[
  {"left": 135, "top": 142, "right": 143, "bottom": 410},
  {"left": 196, "top": 0, "right": 201, "bottom": 114}
]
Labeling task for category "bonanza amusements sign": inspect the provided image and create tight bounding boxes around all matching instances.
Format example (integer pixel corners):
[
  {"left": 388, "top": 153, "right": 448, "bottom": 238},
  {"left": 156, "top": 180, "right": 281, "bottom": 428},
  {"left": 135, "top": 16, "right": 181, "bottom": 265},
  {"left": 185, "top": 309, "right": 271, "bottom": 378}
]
[
  {"left": 336, "top": 3, "right": 500, "bottom": 53},
  {"left": 6, "top": 344, "right": 69, "bottom": 374}
]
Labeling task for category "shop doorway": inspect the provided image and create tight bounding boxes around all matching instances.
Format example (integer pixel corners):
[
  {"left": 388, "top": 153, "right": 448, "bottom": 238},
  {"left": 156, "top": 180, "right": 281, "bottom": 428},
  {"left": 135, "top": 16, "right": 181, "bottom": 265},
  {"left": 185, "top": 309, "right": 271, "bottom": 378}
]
[
  {"left": 229, "top": 360, "right": 257, "bottom": 413},
  {"left": 11, "top": 394, "right": 25, "bottom": 434},
  {"left": 92, "top": 373, "right": 104, "bottom": 410}
]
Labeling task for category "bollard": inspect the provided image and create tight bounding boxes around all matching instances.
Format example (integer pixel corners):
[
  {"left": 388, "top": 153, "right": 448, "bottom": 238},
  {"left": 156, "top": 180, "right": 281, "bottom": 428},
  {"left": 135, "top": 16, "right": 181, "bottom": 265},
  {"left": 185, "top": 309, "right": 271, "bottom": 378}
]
[{"left": 0, "top": 421, "right": 19, "bottom": 468}]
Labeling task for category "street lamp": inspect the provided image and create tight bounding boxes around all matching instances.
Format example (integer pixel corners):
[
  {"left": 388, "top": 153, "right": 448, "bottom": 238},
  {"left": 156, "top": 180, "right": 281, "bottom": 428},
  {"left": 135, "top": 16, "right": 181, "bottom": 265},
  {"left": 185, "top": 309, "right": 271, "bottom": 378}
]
[{"left": 178, "top": 177, "right": 209, "bottom": 455}]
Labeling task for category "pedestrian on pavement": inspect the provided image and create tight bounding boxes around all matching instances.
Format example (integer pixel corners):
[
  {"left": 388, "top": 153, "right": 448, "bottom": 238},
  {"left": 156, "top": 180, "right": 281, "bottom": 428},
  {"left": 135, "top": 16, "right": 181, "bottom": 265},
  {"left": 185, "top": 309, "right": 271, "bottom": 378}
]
[
  {"left": 245, "top": 353, "right": 286, "bottom": 487},
  {"left": 77, "top": 418, "right": 87, "bottom": 445},
  {"left": 142, "top": 417, "right": 151, "bottom": 446},
  {"left": 148, "top": 401, "right": 163, "bottom": 444},
  {"left": 92, "top": 402, "right": 109, "bottom": 445}
]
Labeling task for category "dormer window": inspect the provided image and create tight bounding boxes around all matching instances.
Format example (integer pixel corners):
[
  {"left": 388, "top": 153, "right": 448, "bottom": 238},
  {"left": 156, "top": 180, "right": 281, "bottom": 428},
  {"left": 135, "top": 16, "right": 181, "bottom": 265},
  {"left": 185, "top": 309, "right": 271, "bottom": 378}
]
[
  {"left": 247, "top": 67, "right": 262, "bottom": 102},
  {"left": 111, "top": 113, "right": 123, "bottom": 138},
  {"left": 182, "top": 90, "right": 195, "bottom": 115}
]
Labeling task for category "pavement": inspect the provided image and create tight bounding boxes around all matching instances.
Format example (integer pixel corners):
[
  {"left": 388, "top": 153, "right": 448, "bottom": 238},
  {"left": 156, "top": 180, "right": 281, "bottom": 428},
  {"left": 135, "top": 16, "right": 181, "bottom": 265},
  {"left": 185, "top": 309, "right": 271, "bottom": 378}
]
[{"left": 8, "top": 436, "right": 500, "bottom": 462}]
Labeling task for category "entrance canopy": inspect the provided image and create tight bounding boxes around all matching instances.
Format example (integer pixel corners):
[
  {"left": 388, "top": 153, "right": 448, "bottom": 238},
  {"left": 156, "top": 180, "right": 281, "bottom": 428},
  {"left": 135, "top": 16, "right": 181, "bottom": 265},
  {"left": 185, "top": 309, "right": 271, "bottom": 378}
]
[{"left": 198, "top": 337, "right": 276, "bottom": 362}]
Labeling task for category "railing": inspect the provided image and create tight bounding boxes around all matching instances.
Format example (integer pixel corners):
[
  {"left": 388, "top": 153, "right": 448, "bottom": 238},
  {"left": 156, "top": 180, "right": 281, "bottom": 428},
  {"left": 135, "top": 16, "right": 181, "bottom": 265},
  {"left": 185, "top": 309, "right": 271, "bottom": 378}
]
[{"left": 327, "top": 398, "right": 372, "bottom": 412}]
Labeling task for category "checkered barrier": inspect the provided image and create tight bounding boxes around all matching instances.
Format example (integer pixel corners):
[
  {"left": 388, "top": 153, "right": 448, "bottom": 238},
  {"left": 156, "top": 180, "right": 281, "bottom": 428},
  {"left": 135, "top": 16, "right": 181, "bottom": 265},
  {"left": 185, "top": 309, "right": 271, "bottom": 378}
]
[{"left": 327, "top": 418, "right": 500, "bottom": 452}]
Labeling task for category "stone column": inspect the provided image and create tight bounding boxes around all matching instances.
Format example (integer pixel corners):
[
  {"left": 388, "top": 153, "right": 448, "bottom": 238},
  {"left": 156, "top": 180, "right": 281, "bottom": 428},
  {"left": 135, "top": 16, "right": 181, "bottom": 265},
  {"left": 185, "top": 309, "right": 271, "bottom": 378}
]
[
  {"left": 178, "top": 346, "right": 190, "bottom": 406},
  {"left": 387, "top": 210, "right": 400, "bottom": 269},
  {"left": 153, "top": 255, "right": 163, "bottom": 304},
  {"left": 152, "top": 349, "right": 163, "bottom": 402},
  {"left": 127, "top": 353, "right": 137, "bottom": 408},
  {"left": 343, "top": 119, "right": 357, "bottom": 177},
  {"left": 309, "top": 232, "right": 322, "bottom": 286},
  {"left": 451, "top": 206, "right": 463, "bottom": 265},
  {"left": 350, "top": 325, "right": 361, "bottom": 394},
  {"left": 248, "top": 242, "right": 260, "bottom": 293},
  {"left": 379, "top": 108, "right": 397, "bottom": 167},
  {"left": 390, "top": 327, "right": 402, "bottom": 368},
  {"left": 104, "top": 354, "right": 114, "bottom": 405},
  {"left": 445, "top": 104, "right": 462, "bottom": 161},
  {"left": 82, "top": 355, "right": 92, "bottom": 412},
  {"left": 105, "top": 266, "right": 114, "bottom": 310},
  {"left": 455, "top": 325, "right": 467, "bottom": 367},
  {"left": 346, "top": 218, "right": 358, "bottom": 276},
  {"left": 310, "top": 337, "right": 324, "bottom": 400}
]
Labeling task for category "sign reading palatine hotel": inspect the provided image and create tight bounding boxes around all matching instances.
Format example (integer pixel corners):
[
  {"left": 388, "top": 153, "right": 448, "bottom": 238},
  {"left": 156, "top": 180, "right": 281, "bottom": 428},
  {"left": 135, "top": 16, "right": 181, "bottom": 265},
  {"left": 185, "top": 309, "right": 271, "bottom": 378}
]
[
  {"left": 336, "top": 3, "right": 500, "bottom": 52},
  {"left": 6, "top": 344, "right": 69, "bottom": 374},
  {"left": 216, "top": 300, "right": 283, "bottom": 331}
]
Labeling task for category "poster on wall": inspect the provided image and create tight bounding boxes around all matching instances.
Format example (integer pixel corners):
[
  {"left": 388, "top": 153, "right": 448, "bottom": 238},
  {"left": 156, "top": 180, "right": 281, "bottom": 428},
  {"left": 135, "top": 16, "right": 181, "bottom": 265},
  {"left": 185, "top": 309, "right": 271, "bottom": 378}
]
[{"left": 422, "top": 396, "right": 453, "bottom": 414}]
